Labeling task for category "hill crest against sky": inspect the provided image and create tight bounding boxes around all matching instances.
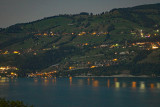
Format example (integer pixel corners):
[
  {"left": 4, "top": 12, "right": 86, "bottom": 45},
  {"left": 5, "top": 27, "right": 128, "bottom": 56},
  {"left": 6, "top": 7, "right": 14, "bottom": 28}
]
[{"left": 0, "top": 1, "right": 160, "bottom": 28}]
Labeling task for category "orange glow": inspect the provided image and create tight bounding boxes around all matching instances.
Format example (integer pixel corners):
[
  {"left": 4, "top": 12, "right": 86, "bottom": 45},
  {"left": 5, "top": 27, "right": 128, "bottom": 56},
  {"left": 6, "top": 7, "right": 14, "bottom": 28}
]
[
  {"left": 43, "top": 33, "right": 48, "bottom": 36},
  {"left": 132, "top": 43, "right": 136, "bottom": 46},
  {"left": 90, "top": 66, "right": 96, "bottom": 68},
  {"left": 150, "top": 83, "right": 154, "bottom": 89},
  {"left": 93, "top": 80, "right": 99, "bottom": 87},
  {"left": 69, "top": 66, "right": 75, "bottom": 70},
  {"left": 69, "top": 77, "right": 72, "bottom": 85},
  {"left": 69, "top": 77, "right": 72, "bottom": 80},
  {"left": 112, "top": 59, "right": 118, "bottom": 62},
  {"left": 3, "top": 51, "right": 9, "bottom": 54},
  {"left": 78, "top": 32, "right": 86, "bottom": 36},
  {"left": 84, "top": 43, "right": 88, "bottom": 45},
  {"left": 107, "top": 79, "right": 110, "bottom": 88},
  {"left": 132, "top": 82, "right": 136, "bottom": 88},
  {"left": 87, "top": 62, "right": 91, "bottom": 64},
  {"left": 92, "top": 32, "right": 97, "bottom": 35}
]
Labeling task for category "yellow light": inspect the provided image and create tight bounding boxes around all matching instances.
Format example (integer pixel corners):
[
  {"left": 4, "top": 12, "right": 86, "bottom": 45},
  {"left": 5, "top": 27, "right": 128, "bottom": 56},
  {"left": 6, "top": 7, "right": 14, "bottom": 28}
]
[
  {"left": 13, "top": 51, "right": 19, "bottom": 54},
  {"left": 43, "top": 33, "right": 48, "bottom": 36},
  {"left": 112, "top": 59, "right": 118, "bottom": 61},
  {"left": 140, "top": 82, "right": 145, "bottom": 89},
  {"left": 90, "top": 66, "right": 96, "bottom": 68},
  {"left": 85, "top": 43, "right": 88, "bottom": 45},
  {"left": 78, "top": 32, "right": 86, "bottom": 36},
  {"left": 152, "top": 45, "right": 159, "bottom": 49},
  {"left": 115, "top": 82, "right": 120, "bottom": 88},
  {"left": 92, "top": 32, "right": 96, "bottom": 35},
  {"left": 11, "top": 72, "right": 14, "bottom": 75},
  {"left": 3, "top": 51, "right": 9, "bottom": 54}
]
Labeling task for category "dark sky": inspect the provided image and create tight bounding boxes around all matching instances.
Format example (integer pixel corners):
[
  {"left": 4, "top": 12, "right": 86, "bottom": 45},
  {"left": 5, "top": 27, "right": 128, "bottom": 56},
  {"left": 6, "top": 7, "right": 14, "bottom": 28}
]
[{"left": 0, "top": 0, "right": 160, "bottom": 28}]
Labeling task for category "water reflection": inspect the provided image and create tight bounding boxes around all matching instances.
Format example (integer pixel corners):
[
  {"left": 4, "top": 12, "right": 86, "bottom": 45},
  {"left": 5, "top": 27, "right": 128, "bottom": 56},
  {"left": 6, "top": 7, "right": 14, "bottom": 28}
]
[
  {"left": 150, "top": 83, "right": 154, "bottom": 89},
  {"left": 122, "top": 82, "right": 127, "bottom": 88},
  {"left": 92, "top": 80, "right": 99, "bottom": 87},
  {"left": 87, "top": 78, "right": 90, "bottom": 85},
  {"left": 157, "top": 83, "right": 160, "bottom": 89},
  {"left": 52, "top": 78, "right": 56, "bottom": 85},
  {"left": 0, "top": 77, "right": 9, "bottom": 83},
  {"left": 115, "top": 82, "right": 120, "bottom": 88},
  {"left": 132, "top": 82, "right": 136, "bottom": 88},
  {"left": 0, "top": 77, "right": 160, "bottom": 90},
  {"left": 69, "top": 77, "right": 72, "bottom": 85},
  {"left": 43, "top": 78, "right": 49, "bottom": 86},
  {"left": 34, "top": 79, "right": 38, "bottom": 83},
  {"left": 140, "top": 82, "right": 145, "bottom": 89},
  {"left": 107, "top": 79, "right": 110, "bottom": 88}
]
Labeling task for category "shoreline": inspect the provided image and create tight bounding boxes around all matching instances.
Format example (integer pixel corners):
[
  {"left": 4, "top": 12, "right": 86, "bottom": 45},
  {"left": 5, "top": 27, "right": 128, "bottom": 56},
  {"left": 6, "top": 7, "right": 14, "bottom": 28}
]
[{"left": 74, "top": 75, "right": 158, "bottom": 78}]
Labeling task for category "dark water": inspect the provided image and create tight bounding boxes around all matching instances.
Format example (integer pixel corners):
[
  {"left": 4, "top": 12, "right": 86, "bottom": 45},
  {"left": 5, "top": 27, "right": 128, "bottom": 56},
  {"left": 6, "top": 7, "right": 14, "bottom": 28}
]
[{"left": 0, "top": 77, "right": 160, "bottom": 107}]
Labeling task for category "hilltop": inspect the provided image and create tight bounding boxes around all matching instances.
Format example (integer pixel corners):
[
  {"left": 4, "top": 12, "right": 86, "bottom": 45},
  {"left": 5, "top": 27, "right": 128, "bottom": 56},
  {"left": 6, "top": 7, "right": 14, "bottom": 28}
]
[{"left": 0, "top": 3, "right": 160, "bottom": 77}]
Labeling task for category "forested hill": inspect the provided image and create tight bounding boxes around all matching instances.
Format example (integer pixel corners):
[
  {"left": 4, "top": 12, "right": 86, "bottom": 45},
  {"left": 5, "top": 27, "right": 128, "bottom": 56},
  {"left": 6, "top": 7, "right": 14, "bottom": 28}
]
[{"left": 0, "top": 3, "right": 160, "bottom": 77}]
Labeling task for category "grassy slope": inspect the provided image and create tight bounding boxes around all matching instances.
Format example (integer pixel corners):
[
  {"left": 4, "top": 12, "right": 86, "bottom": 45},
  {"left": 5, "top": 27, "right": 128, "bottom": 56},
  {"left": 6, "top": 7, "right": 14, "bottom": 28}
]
[{"left": 0, "top": 3, "right": 160, "bottom": 74}]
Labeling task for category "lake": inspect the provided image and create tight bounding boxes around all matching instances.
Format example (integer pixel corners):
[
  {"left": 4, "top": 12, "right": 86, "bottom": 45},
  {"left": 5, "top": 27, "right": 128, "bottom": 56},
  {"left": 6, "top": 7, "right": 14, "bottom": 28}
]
[{"left": 0, "top": 77, "right": 160, "bottom": 107}]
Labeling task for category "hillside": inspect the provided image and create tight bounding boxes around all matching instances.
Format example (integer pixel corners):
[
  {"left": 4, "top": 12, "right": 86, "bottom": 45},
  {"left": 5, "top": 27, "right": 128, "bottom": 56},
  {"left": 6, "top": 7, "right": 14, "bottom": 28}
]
[{"left": 0, "top": 3, "right": 160, "bottom": 77}]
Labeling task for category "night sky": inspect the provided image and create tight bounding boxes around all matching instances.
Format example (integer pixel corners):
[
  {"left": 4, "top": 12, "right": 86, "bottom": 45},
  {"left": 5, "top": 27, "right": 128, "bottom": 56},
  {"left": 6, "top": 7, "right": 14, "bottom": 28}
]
[{"left": 0, "top": 0, "right": 160, "bottom": 28}]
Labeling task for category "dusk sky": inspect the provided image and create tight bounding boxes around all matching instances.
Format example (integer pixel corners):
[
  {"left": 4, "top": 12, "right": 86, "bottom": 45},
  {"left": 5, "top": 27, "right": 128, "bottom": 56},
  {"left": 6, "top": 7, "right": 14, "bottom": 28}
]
[{"left": 0, "top": 0, "right": 160, "bottom": 28}]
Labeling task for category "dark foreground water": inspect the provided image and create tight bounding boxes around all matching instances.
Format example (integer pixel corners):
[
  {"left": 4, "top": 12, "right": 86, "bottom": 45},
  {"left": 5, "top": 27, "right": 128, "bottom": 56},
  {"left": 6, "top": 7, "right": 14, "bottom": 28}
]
[{"left": 0, "top": 77, "right": 160, "bottom": 107}]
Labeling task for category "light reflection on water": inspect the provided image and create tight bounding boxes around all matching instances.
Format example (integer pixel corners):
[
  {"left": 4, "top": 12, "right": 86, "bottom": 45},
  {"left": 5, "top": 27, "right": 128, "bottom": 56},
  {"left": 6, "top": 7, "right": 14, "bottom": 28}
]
[
  {"left": 30, "top": 77, "right": 160, "bottom": 89},
  {"left": 0, "top": 77, "right": 160, "bottom": 107},
  {"left": 1, "top": 77, "right": 160, "bottom": 89}
]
